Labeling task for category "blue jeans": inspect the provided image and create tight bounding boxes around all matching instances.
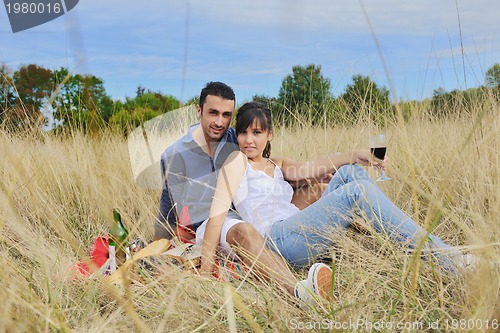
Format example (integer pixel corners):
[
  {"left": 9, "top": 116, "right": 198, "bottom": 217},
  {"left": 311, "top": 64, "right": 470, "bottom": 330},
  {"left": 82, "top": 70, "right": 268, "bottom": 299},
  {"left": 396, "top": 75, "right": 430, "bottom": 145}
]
[{"left": 266, "top": 165, "right": 461, "bottom": 271}]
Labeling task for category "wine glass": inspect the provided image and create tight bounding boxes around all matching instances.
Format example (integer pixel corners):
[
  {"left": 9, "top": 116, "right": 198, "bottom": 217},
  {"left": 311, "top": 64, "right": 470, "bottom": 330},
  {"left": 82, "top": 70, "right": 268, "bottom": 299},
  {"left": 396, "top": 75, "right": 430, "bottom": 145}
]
[{"left": 368, "top": 134, "right": 391, "bottom": 182}]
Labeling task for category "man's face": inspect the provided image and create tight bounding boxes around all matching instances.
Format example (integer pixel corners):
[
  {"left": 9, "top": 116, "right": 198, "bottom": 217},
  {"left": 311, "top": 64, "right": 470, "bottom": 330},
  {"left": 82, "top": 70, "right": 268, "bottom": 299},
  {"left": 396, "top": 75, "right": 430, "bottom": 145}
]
[{"left": 197, "top": 94, "right": 234, "bottom": 143}]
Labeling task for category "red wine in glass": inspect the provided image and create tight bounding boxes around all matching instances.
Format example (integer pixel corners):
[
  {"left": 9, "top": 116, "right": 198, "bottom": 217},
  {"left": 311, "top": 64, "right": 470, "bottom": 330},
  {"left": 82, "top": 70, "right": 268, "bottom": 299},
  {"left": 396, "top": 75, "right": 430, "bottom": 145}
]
[
  {"left": 370, "top": 147, "right": 387, "bottom": 160},
  {"left": 368, "top": 134, "right": 391, "bottom": 182}
]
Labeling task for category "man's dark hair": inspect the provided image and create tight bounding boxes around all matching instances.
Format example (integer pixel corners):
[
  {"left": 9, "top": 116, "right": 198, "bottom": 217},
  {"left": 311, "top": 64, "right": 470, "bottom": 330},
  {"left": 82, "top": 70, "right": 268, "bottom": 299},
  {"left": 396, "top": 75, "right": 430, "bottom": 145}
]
[{"left": 199, "top": 81, "right": 235, "bottom": 109}]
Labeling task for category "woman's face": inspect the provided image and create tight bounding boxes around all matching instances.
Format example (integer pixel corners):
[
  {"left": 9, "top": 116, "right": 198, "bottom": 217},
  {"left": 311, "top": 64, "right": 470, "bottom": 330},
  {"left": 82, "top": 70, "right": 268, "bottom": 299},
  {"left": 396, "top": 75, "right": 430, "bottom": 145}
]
[{"left": 237, "top": 119, "right": 272, "bottom": 160}]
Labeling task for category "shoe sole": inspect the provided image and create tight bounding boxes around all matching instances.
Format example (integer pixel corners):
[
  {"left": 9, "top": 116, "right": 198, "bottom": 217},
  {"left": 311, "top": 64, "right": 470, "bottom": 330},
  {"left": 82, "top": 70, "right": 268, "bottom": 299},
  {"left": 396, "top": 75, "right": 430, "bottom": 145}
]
[{"left": 308, "top": 263, "right": 333, "bottom": 301}]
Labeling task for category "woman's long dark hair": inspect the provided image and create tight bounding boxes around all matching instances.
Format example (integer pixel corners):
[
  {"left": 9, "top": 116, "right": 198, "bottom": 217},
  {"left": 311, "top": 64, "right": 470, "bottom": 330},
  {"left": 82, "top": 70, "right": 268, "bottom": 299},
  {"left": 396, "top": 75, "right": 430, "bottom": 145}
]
[{"left": 236, "top": 101, "right": 273, "bottom": 158}]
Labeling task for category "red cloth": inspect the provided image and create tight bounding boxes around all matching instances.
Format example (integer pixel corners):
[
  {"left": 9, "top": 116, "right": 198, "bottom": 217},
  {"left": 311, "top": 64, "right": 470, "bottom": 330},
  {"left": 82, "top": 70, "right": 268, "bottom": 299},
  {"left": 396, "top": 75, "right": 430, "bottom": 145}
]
[
  {"left": 176, "top": 206, "right": 196, "bottom": 243},
  {"left": 74, "top": 235, "right": 109, "bottom": 277}
]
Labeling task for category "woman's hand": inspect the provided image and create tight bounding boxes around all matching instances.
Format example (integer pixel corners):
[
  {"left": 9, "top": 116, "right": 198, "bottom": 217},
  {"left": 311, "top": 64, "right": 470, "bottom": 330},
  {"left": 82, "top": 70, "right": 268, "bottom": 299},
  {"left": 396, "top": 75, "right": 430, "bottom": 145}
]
[
  {"left": 199, "top": 255, "right": 216, "bottom": 278},
  {"left": 352, "top": 149, "right": 388, "bottom": 171},
  {"left": 198, "top": 151, "right": 246, "bottom": 280},
  {"left": 200, "top": 236, "right": 219, "bottom": 279}
]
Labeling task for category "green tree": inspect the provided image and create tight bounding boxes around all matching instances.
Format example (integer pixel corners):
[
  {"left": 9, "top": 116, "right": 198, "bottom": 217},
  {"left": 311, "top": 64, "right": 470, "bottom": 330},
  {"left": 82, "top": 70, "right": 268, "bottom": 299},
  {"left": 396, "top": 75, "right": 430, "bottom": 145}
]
[
  {"left": 252, "top": 94, "right": 277, "bottom": 111},
  {"left": 337, "top": 75, "right": 391, "bottom": 123},
  {"left": 12, "top": 64, "right": 53, "bottom": 126},
  {"left": 276, "top": 64, "right": 332, "bottom": 124},
  {"left": 185, "top": 95, "right": 199, "bottom": 106},
  {"left": 0, "top": 64, "right": 16, "bottom": 124},
  {"left": 485, "top": 63, "right": 500, "bottom": 88},
  {"left": 123, "top": 89, "right": 181, "bottom": 114},
  {"left": 431, "top": 86, "right": 490, "bottom": 117},
  {"left": 109, "top": 89, "right": 181, "bottom": 133},
  {"left": 51, "top": 67, "right": 83, "bottom": 128},
  {"left": 431, "top": 87, "right": 453, "bottom": 117},
  {"left": 79, "top": 74, "right": 114, "bottom": 129},
  {"left": 52, "top": 68, "right": 114, "bottom": 130}
]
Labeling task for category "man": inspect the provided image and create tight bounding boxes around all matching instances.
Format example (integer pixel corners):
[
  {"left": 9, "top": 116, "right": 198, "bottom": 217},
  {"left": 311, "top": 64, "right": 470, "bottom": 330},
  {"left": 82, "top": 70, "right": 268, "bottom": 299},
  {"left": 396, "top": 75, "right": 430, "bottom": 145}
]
[{"left": 154, "top": 81, "right": 332, "bottom": 303}]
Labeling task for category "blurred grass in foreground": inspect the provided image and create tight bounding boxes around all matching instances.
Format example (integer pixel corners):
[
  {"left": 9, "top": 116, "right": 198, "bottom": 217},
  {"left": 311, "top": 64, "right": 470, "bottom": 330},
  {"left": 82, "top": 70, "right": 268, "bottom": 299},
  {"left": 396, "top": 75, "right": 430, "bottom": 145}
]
[{"left": 0, "top": 97, "right": 499, "bottom": 332}]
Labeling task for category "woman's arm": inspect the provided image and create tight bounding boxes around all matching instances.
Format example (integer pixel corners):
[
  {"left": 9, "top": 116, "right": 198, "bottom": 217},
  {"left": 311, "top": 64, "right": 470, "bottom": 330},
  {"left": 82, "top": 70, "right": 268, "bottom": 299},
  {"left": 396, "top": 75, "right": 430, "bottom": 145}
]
[
  {"left": 275, "top": 149, "right": 384, "bottom": 181},
  {"left": 200, "top": 151, "right": 247, "bottom": 276}
]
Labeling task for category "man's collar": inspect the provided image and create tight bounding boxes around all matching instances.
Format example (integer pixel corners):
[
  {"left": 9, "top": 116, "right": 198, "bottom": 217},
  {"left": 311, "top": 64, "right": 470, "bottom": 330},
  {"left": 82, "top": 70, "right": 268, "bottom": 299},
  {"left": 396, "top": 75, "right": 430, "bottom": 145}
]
[{"left": 182, "top": 123, "right": 203, "bottom": 151}]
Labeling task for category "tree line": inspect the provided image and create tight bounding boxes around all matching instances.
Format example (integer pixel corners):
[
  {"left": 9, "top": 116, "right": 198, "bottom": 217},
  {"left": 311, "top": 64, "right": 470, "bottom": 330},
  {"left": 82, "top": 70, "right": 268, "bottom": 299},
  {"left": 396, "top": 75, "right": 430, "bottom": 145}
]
[
  {"left": 1, "top": 62, "right": 498, "bottom": 133},
  {"left": 256, "top": 63, "right": 499, "bottom": 126},
  {"left": 254, "top": 64, "right": 392, "bottom": 126},
  {"left": 430, "top": 63, "right": 499, "bottom": 117},
  {"left": 0, "top": 64, "right": 181, "bottom": 132}
]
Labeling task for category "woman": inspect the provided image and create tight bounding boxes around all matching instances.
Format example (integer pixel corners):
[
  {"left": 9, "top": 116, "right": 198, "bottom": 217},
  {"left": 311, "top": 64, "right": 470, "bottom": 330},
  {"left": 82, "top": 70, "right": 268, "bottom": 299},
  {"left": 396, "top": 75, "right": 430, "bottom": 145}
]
[{"left": 199, "top": 101, "right": 464, "bottom": 278}]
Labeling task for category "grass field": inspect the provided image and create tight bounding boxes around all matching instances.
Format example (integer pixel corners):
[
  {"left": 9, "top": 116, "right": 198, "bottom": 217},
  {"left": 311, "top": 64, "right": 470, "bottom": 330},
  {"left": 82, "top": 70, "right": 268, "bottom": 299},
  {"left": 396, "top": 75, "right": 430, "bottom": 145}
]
[{"left": 0, "top": 99, "right": 499, "bottom": 332}]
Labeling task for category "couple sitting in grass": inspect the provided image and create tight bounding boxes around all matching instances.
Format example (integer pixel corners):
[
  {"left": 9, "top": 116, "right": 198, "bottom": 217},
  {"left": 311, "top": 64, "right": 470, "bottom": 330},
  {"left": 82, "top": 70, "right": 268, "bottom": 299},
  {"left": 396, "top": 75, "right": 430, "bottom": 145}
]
[{"left": 154, "top": 81, "right": 467, "bottom": 305}]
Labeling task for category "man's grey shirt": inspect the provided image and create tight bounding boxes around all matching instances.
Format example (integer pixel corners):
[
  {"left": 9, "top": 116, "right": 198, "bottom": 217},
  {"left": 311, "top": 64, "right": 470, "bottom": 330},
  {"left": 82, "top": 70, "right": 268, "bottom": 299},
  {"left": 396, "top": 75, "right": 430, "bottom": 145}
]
[{"left": 155, "top": 124, "right": 239, "bottom": 239}]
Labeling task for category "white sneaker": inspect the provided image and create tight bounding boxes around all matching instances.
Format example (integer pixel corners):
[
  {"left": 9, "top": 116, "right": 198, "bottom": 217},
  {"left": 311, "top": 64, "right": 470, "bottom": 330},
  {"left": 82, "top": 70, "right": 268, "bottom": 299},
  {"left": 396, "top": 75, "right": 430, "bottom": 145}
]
[
  {"left": 294, "top": 263, "right": 333, "bottom": 305},
  {"left": 460, "top": 253, "right": 479, "bottom": 269},
  {"left": 459, "top": 253, "right": 500, "bottom": 271},
  {"left": 294, "top": 279, "right": 313, "bottom": 305}
]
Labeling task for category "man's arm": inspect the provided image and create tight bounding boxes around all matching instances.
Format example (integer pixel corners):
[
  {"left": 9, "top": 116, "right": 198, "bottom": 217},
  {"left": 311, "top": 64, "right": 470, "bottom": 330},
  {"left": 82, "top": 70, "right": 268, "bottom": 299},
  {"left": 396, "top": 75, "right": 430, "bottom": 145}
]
[
  {"left": 153, "top": 155, "right": 179, "bottom": 240},
  {"left": 153, "top": 182, "right": 177, "bottom": 240}
]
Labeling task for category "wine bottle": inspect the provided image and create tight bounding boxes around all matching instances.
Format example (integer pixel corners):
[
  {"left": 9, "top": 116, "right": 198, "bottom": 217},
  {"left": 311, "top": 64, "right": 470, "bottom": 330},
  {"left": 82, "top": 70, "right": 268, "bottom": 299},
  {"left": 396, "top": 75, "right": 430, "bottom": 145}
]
[{"left": 109, "top": 208, "right": 129, "bottom": 272}]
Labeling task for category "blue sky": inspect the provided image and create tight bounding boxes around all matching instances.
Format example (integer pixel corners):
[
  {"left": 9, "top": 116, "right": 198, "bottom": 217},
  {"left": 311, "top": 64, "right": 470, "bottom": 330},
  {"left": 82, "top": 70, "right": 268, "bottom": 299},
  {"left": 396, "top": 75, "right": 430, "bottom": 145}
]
[{"left": 1, "top": 0, "right": 498, "bottom": 104}]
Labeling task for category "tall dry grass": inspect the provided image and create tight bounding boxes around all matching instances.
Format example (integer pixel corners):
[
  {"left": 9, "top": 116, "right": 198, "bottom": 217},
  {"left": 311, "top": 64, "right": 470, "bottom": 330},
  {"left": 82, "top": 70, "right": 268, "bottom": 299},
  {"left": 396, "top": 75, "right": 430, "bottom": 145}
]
[{"left": 0, "top": 98, "right": 499, "bottom": 332}]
